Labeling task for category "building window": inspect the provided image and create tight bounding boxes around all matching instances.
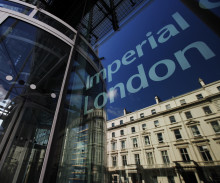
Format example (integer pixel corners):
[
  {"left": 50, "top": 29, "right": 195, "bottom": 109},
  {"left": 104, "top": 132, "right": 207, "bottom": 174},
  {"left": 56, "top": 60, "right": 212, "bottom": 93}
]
[
  {"left": 174, "top": 129, "right": 182, "bottom": 140},
  {"left": 217, "top": 86, "right": 220, "bottom": 91},
  {"left": 144, "top": 136, "right": 150, "bottom": 145},
  {"left": 203, "top": 106, "right": 212, "bottom": 114},
  {"left": 142, "top": 123, "right": 146, "bottom": 130},
  {"left": 133, "top": 138, "right": 138, "bottom": 148},
  {"left": 157, "top": 133, "right": 163, "bottom": 143},
  {"left": 131, "top": 127, "right": 135, "bottom": 133},
  {"left": 120, "top": 130, "right": 124, "bottom": 136},
  {"left": 140, "top": 113, "right": 144, "bottom": 118},
  {"left": 185, "top": 111, "right": 193, "bottom": 119},
  {"left": 112, "top": 142, "right": 116, "bottom": 151},
  {"left": 152, "top": 176, "right": 158, "bottom": 183},
  {"left": 120, "top": 120, "right": 123, "bottom": 125},
  {"left": 112, "top": 132, "right": 115, "bottom": 138},
  {"left": 151, "top": 109, "right": 156, "bottom": 114},
  {"left": 166, "top": 104, "right": 171, "bottom": 110},
  {"left": 180, "top": 99, "right": 186, "bottom": 105},
  {"left": 198, "top": 146, "right": 213, "bottom": 161},
  {"left": 180, "top": 148, "right": 190, "bottom": 162},
  {"left": 146, "top": 152, "right": 154, "bottom": 165},
  {"left": 122, "top": 155, "right": 127, "bottom": 166},
  {"left": 112, "top": 156, "right": 117, "bottom": 167},
  {"left": 196, "top": 94, "right": 203, "bottom": 100},
  {"left": 161, "top": 150, "right": 170, "bottom": 164},
  {"left": 210, "top": 121, "right": 220, "bottom": 133},
  {"left": 191, "top": 125, "right": 201, "bottom": 137},
  {"left": 169, "top": 116, "right": 176, "bottom": 123},
  {"left": 121, "top": 140, "right": 125, "bottom": 149},
  {"left": 168, "top": 176, "right": 175, "bottom": 183},
  {"left": 134, "top": 154, "right": 140, "bottom": 165},
  {"left": 154, "top": 120, "right": 159, "bottom": 127},
  {"left": 113, "top": 176, "right": 117, "bottom": 183},
  {"left": 130, "top": 116, "right": 134, "bottom": 121},
  {"left": 112, "top": 123, "right": 115, "bottom": 127}
]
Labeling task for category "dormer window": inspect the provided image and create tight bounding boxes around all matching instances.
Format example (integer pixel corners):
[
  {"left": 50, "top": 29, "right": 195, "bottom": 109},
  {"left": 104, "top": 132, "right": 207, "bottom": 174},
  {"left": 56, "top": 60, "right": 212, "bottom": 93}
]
[
  {"left": 120, "top": 120, "right": 123, "bottom": 125},
  {"left": 196, "top": 94, "right": 203, "bottom": 100},
  {"left": 140, "top": 113, "right": 144, "bottom": 118},
  {"left": 112, "top": 123, "right": 115, "bottom": 127},
  {"left": 166, "top": 104, "right": 171, "bottom": 110},
  {"left": 151, "top": 109, "right": 156, "bottom": 114},
  {"left": 130, "top": 116, "right": 134, "bottom": 121},
  {"left": 180, "top": 99, "right": 186, "bottom": 105}
]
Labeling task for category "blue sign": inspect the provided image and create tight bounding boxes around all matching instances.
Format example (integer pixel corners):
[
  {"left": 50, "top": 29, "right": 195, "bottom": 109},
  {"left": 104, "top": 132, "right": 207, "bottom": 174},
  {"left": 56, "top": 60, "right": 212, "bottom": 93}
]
[{"left": 87, "top": 0, "right": 220, "bottom": 120}]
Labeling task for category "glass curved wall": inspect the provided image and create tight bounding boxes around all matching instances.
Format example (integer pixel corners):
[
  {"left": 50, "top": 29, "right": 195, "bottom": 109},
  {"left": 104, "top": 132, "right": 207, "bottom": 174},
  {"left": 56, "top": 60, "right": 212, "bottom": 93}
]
[{"left": 0, "top": 1, "right": 106, "bottom": 183}]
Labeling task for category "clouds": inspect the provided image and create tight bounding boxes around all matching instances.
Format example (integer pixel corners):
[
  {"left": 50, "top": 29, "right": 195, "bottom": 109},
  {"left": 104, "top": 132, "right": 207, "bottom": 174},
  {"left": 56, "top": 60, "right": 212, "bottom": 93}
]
[{"left": 106, "top": 105, "right": 123, "bottom": 119}]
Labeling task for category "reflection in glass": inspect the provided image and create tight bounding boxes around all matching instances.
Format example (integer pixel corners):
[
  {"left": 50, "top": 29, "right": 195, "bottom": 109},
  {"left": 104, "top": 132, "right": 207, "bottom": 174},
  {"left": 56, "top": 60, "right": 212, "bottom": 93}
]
[
  {"left": 44, "top": 52, "right": 106, "bottom": 183},
  {"left": 0, "top": 17, "right": 71, "bottom": 182}
]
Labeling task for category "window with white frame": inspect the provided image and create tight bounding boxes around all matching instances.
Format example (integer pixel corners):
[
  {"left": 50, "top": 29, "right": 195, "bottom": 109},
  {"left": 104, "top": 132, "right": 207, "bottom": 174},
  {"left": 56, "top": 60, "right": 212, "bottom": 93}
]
[
  {"left": 122, "top": 155, "right": 127, "bottom": 166},
  {"left": 185, "top": 111, "right": 193, "bottom": 119},
  {"left": 210, "top": 121, "right": 220, "bottom": 133},
  {"left": 112, "top": 142, "right": 116, "bottom": 151},
  {"left": 146, "top": 152, "right": 154, "bottom": 165},
  {"left": 203, "top": 106, "right": 212, "bottom": 115},
  {"left": 198, "top": 146, "right": 213, "bottom": 161},
  {"left": 144, "top": 136, "right": 150, "bottom": 145},
  {"left": 121, "top": 140, "right": 125, "bottom": 149},
  {"left": 196, "top": 94, "right": 203, "bottom": 100},
  {"left": 130, "top": 116, "right": 134, "bottom": 121},
  {"left": 157, "top": 133, "right": 163, "bottom": 143},
  {"left": 140, "top": 113, "right": 144, "bottom": 118},
  {"left": 179, "top": 148, "right": 190, "bottom": 162},
  {"left": 133, "top": 138, "right": 138, "bottom": 148},
  {"left": 161, "top": 150, "right": 170, "bottom": 164},
  {"left": 134, "top": 154, "right": 140, "bottom": 165},
  {"left": 112, "top": 156, "right": 117, "bottom": 167},
  {"left": 112, "top": 132, "right": 115, "bottom": 137},
  {"left": 174, "top": 129, "right": 182, "bottom": 140},
  {"left": 120, "top": 130, "right": 124, "bottom": 136},
  {"left": 191, "top": 125, "right": 201, "bottom": 137},
  {"left": 151, "top": 109, "right": 156, "bottom": 114},
  {"left": 112, "top": 123, "right": 115, "bottom": 127},
  {"left": 131, "top": 127, "right": 135, "bottom": 133},
  {"left": 142, "top": 123, "right": 146, "bottom": 130},
  {"left": 180, "top": 99, "right": 186, "bottom": 105},
  {"left": 154, "top": 120, "right": 159, "bottom": 127},
  {"left": 169, "top": 116, "right": 176, "bottom": 123},
  {"left": 120, "top": 120, "right": 123, "bottom": 125},
  {"left": 166, "top": 104, "right": 171, "bottom": 110}
]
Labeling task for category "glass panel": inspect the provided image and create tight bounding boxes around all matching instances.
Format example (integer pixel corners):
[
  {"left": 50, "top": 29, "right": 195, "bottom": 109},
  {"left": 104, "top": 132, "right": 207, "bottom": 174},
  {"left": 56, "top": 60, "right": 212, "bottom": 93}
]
[
  {"left": 42, "top": 51, "right": 106, "bottom": 183},
  {"left": 0, "top": 0, "right": 32, "bottom": 15},
  {"left": 211, "top": 121, "right": 220, "bottom": 133},
  {"left": 77, "top": 36, "right": 101, "bottom": 69},
  {"left": 0, "top": 17, "right": 71, "bottom": 182},
  {"left": 34, "top": 11, "right": 75, "bottom": 39}
]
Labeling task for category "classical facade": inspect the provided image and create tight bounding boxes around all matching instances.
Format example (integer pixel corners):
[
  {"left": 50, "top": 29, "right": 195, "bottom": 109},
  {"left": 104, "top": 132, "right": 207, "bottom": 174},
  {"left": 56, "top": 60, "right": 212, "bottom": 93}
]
[{"left": 107, "top": 79, "right": 220, "bottom": 183}]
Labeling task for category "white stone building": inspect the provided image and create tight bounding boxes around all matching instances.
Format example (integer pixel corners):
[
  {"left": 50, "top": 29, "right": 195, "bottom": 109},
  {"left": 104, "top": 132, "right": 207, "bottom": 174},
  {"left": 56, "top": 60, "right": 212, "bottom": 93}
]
[{"left": 107, "top": 79, "right": 220, "bottom": 183}]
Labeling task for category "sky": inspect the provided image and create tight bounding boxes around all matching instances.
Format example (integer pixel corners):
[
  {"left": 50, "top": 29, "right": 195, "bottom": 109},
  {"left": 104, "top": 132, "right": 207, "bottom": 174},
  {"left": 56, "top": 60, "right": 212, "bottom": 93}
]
[{"left": 98, "top": 0, "right": 220, "bottom": 120}]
